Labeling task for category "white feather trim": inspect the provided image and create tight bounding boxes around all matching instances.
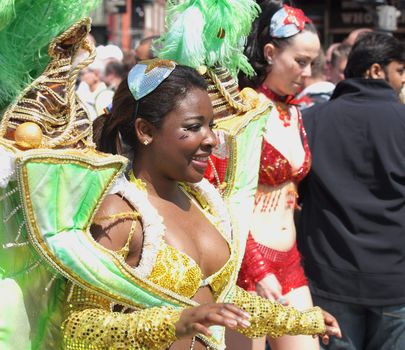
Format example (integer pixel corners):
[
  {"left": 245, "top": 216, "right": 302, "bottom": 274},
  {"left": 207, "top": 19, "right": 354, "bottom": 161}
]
[{"left": 0, "top": 146, "right": 16, "bottom": 188}]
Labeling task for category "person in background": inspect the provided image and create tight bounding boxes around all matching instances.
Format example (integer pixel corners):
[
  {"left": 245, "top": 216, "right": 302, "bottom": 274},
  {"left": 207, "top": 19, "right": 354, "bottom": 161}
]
[
  {"left": 298, "top": 32, "right": 405, "bottom": 350},
  {"left": 400, "top": 84, "right": 405, "bottom": 103},
  {"left": 237, "top": 1, "right": 322, "bottom": 349},
  {"left": 327, "top": 43, "right": 351, "bottom": 85},
  {"left": 103, "top": 61, "right": 126, "bottom": 91},
  {"left": 296, "top": 50, "right": 335, "bottom": 110},
  {"left": 343, "top": 27, "right": 373, "bottom": 46},
  {"left": 94, "top": 60, "right": 126, "bottom": 116},
  {"left": 326, "top": 29, "right": 373, "bottom": 86},
  {"left": 134, "top": 35, "right": 160, "bottom": 62},
  {"left": 96, "top": 44, "right": 124, "bottom": 65},
  {"left": 122, "top": 49, "right": 137, "bottom": 74},
  {"left": 76, "top": 58, "right": 107, "bottom": 120},
  {"left": 325, "top": 43, "right": 340, "bottom": 65}
]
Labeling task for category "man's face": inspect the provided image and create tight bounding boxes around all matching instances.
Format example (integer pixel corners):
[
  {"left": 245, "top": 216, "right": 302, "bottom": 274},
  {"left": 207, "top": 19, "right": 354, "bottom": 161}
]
[
  {"left": 329, "top": 57, "right": 348, "bottom": 85},
  {"left": 384, "top": 61, "right": 405, "bottom": 95}
]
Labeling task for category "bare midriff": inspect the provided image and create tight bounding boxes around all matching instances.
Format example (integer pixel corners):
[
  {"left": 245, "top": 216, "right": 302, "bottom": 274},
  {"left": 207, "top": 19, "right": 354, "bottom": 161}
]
[{"left": 250, "top": 181, "right": 297, "bottom": 251}]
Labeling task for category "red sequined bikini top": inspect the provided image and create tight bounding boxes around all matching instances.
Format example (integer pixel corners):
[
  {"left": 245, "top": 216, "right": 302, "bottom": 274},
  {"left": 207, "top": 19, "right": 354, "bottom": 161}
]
[{"left": 258, "top": 86, "right": 311, "bottom": 187}]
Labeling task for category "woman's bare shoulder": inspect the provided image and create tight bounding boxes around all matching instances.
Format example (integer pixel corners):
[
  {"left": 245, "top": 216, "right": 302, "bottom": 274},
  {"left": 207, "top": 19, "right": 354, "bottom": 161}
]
[
  {"left": 92, "top": 194, "right": 142, "bottom": 252},
  {"left": 96, "top": 193, "right": 134, "bottom": 218}
]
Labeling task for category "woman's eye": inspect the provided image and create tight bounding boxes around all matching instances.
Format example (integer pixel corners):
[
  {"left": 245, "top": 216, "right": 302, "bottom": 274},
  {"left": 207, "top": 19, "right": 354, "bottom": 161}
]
[
  {"left": 209, "top": 121, "right": 216, "bottom": 129},
  {"left": 184, "top": 124, "right": 201, "bottom": 132}
]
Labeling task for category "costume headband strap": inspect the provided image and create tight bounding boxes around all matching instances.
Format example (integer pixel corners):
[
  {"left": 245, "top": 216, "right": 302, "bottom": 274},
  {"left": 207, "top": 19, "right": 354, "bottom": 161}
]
[
  {"left": 269, "top": 5, "right": 312, "bottom": 39},
  {"left": 128, "top": 59, "right": 176, "bottom": 100}
]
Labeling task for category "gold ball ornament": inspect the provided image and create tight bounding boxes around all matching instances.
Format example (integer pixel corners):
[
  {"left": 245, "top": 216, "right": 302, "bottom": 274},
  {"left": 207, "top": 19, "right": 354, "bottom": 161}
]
[{"left": 14, "top": 122, "right": 43, "bottom": 149}]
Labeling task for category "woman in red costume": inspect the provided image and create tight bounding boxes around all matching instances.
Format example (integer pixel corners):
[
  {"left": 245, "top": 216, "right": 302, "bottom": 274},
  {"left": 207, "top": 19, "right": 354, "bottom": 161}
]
[{"left": 237, "top": 1, "right": 321, "bottom": 349}]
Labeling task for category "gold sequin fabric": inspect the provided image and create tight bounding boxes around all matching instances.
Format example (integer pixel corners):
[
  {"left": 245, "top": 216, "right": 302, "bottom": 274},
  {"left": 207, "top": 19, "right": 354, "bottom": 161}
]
[
  {"left": 206, "top": 252, "right": 237, "bottom": 300},
  {"left": 148, "top": 242, "right": 202, "bottom": 298},
  {"left": 62, "top": 284, "right": 180, "bottom": 350},
  {"left": 148, "top": 241, "right": 235, "bottom": 300},
  {"left": 231, "top": 286, "right": 326, "bottom": 338}
]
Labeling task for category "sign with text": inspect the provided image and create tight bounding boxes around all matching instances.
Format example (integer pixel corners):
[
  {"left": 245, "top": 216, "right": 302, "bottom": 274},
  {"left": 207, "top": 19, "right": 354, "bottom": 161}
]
[{"left": 330, "top": 1, "right": 405, "bottom": 30}]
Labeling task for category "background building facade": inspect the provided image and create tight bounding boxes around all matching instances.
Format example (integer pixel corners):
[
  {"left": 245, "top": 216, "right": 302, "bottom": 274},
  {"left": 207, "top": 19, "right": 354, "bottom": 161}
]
[
  {"left": 92, "top": 0, "right": 165, "bottom": 49},
  {"left": 297, "top": 0, "right": 405, "bottom": 45},
  {"left": 91, "top": 0, "right": 405, "bottom": 50}
]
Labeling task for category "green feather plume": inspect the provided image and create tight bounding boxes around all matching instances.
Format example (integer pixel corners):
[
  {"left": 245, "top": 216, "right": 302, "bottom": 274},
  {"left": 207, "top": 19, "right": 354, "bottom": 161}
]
[
  {"left": 155, "top": 3, "right": 206, "bottom": 69},
  {"left": 156, "top": 0, "right": 260, "bottom": 77},
  {"left": 0, "top": 0, "right": 16, "bottom": 30},
  {"left": 0, "top": 0, "right": 101, "bottom": 111}
]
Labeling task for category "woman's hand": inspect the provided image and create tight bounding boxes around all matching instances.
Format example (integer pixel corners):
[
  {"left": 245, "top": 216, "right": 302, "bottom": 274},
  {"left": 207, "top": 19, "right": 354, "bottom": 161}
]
[
  {"left": 175, "top": 303, "right": 251, "bottom": 338},
  {"left": 256, "top": 274, "right": 289, "bottom": 305},
  {"left": 316, "top": 309, "right": 342, "bottom": 345}
]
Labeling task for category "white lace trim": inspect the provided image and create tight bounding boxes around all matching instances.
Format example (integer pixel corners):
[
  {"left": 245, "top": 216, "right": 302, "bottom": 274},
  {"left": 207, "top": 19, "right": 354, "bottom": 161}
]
[
  {"left": 190, "top": 179, "right": 232, "bottom": 242},
  {"left": 108, "top": 175, "right": 164, "bottom": 278},
  {"left": 0, "top": 147, "right": 16, "bottom": 188}
]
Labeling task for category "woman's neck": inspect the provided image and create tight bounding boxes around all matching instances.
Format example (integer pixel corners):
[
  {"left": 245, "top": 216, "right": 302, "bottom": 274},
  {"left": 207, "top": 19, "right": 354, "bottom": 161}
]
[
  {"left": 259, "top": 83, "right": 285, "bottom": 101},
  {"left": 261, "top": 76, "right": 286, "bottom": 98},
  {"left": 132, "top": 163, "right": 185, "bottom": 205},
  {"left": 259, "top": 83, "right": 298, "bottom": 106}
]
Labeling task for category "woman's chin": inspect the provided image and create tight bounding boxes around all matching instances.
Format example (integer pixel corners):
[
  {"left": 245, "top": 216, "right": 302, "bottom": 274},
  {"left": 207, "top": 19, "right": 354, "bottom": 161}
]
[
  {"left": 291, "top": 83, "right": 303, "bottom": 95},
  {"left": 187, "top": 175, "right": 204, "bottom": 184},
  {"left": 183, "top": 171, "right": 205, "bottom": 184}
]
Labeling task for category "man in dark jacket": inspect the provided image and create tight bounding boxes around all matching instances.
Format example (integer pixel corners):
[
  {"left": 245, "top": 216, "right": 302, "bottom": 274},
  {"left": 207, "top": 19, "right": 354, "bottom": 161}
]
[{"left": 298, "top": 32, "right": 405, "bottom": 350}]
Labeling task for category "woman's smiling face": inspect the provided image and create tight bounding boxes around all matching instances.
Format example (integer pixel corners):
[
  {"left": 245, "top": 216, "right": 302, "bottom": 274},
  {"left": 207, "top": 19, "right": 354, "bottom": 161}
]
[{"left": 150, "top": 87, "right": 217, "bottom": 183}]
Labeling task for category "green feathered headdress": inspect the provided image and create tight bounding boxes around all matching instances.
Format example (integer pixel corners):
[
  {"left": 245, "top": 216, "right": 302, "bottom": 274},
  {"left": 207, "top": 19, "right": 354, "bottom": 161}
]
[
  {"left": 0, "top": 0, "right": 101, "bottom": 111},
  {"left": 156, "top": 0, "right": 260, "bottom": 78}
]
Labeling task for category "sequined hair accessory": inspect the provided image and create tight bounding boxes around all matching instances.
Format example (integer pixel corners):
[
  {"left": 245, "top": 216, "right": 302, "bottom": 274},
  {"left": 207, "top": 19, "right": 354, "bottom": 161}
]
[
  {"left": 269, "top": 5, "right": 312, "bottom": 39},
  {"left": 128, "top": 59, "right": 176, "bottom": 100}
]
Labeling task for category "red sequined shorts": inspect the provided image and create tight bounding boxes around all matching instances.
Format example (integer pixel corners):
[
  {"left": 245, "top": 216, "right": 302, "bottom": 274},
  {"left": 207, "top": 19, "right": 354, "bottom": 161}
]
[{"left": 237, "top": 242, "right": 308, "bottom": 295}]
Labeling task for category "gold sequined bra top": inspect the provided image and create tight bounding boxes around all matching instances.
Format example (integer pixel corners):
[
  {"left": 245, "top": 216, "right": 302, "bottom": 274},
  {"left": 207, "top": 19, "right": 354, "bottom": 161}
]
[
  {"left": 149, "top": 238, "right": 235, "bottom": 299},
  {"left": 117, "top": 186, "right": 236, "bottom": 300}
]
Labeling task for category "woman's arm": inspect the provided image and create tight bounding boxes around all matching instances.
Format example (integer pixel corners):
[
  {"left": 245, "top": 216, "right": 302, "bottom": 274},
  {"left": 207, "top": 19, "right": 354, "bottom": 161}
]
[
  {"left": 62, "top": 194, "right": 180, "bottom": 349},
  {"left": 62, "top": 284, "right": 180, "bottom": 350},
  {"left": 230, "top": 285, "right": 326, "bottom": 338},
  {"left": 62, "top": 195, "right": 252, "bottom": 348}
]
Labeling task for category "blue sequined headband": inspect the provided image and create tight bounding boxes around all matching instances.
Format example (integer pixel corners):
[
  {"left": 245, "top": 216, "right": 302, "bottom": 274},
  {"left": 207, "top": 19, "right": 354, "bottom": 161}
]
[{"left": 127, "top": 59, "right": 176, "bottom": 100}]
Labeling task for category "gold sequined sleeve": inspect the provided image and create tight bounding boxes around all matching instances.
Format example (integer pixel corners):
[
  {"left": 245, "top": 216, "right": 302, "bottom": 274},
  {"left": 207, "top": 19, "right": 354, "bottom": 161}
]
[
  {"left": 62, "top": 284, "right": 181, "bottom": 350},
  {"left": 230, "top": 286, "right": 325, "bottom": 338}
]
